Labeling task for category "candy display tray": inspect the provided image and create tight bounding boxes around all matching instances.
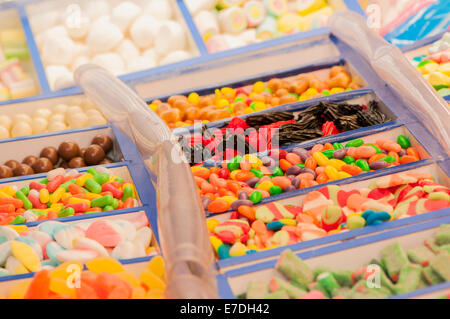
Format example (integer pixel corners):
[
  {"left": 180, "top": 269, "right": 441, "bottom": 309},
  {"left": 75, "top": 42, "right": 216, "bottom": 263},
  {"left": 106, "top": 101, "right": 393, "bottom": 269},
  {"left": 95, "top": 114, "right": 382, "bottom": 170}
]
[
  {"left": 217, "top": 215, "right": 450, "bottom": 299},
  {"left": 210, "top": 162, "right": 450, "bottom": 272}
]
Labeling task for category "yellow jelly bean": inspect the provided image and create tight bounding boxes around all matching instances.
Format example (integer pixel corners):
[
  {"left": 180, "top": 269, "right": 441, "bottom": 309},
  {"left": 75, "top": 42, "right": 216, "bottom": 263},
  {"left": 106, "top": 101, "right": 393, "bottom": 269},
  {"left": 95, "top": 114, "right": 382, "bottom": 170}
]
[
  {"left": 39, "top": 188, "right": 50, "bottom": 204},
  {"left": 9, "top": 279, "right": 31, "bottom": 299},
  {"left": 84, "top": 192, "right": 101, "bottom": 200},
  {"left": 140, "top": 269, "right": 166, "bottom": 291},
  {"left": 0, "top": 186, "right": 15, "bottom": 196},
  {"left": 49, "top": 187, "right": 65, "bottom": 204},
  {"left": 207, "top": 218, "right": 220, "bottom": 232},
  {"left": 49, "top": 203, "right": 63, "bottom": 212},
  {"left": 253, "top": 102, "right": 266, "bottom": 111},
  {"left": 214, "top": 89, "right": 222, "bottom": 100},
  {"left": 188, "top": 92, "right": 200, "bottom": 105},
  {"left": 76, "top": 173, "right": 94, "bottom": 187},
  {"left": 229, "top": 242, "right": 247, "bottom": 257},
  {"left": 117, "top": 271, "right": 141, "bottom": 288},
  {"left": 244, "top": 107, "right": 254, "bottom": 114},
  {"left": 132, "top": 286, "right": 147, "bottom": 299},
  {"left": 191, "top": 166, "right": 208, "bottom": 172},
  {"left": 229, "top": 169, "right": 242, "bottom": 180},
  {"left": 328, "top": 159, "right": 345, "bottom": 171},
  {"left": 325, "top": 166, "right": 339, "bottom": 180},
  {"left": 210, "top": 236, "right": 223, "bottom": 251},
  {"left": 149, "top": 103, "right": 158, "bottom": 112},
  {"left": 218, "top": 196, "right": 238, "bottom": 205},
  {"left": 305, "top": 88, "right": 318, "bottom": 96},
  {"left": 147, "top": 255, "right": 165, "bottom": 281},
  {"left": 330, "top": 87, "right": 345, "bottom": 94},
  {"left": 257, "top": 181, "right": 274, "bottom": 192},
  {"left": 146, "top": 247, "right": 157, "bottom": 255},
  {"left": 68, "top": 197, "right": 91, "bottom": 206},
  {"left": 217, "top": 99, "right": 229, "bottom": 108},
  {"left": 253, "top": 81, "right": 265, "bottom": 93},
  {"left": 0, "top": 191, "right": 12, "bottom": 198},
  {"left": 10, "top": 241, "right": 40, "bottom": 272},
  {"left": 85, "top": 257, "right": 125, "bottom": 274},
  {"left": 221, "top": 87, "right": 235, "bottom": 97},
  {"left": 6, "top": 225, "right": 28, "bottom": 233},
  {"left": 336, "top": 171, "right": 352, "bottom": 179},
  {"left": 243, "top": 154, "right": 262, "bottom": 168},
  {"left": 313, "top": 152, "right": 329, "bottom": 166}
]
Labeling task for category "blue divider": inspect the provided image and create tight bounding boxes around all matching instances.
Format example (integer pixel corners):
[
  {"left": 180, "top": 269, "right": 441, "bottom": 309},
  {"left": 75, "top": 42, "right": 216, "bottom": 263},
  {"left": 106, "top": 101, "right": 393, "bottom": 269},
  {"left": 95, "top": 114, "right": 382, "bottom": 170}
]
[
  {"left": 343, "top": 0, "right": 366, "bottom": 17},
  {"left": 392, "top": 281, "right": 450, "bottom": 299},
  {"left": 175, "top": 0, "right": 208, "bottom": 55}
]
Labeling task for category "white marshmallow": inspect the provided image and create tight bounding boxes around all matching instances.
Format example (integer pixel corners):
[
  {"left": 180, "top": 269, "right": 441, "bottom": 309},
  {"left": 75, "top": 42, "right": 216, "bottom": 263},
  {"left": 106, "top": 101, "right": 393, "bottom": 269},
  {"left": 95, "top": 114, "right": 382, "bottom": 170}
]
[
  {"left": 29, "top": 10, "right": 59, "bottom": 34},
  {"left": 111, "top": 1, "right": 141, "bottom": 32},
  {"left": 126, "top": 55, "right": 156, "bottom": 73},
  {"left": 238, "top": 28, "right": 257, "bottom": 44},
  {"left": 159, "top": 50, "right": 192, "bottom": 65},
  {"left": 48, "top": 121, "right": 67, "bottom": 132},
  {"left": 71, "top": 55, "right": 90, "bottom": 72},
  {"left": 87, "top": 115, "right": 108, "bottom": 126},
  {"left": 115, "top": 39, "right": 140, "bottom": 61},
  {"left": 42, "top": 34, "right": 77, "bottom": 65},
  {"left": 32, "top": 117, "right": 48, "bottom": 134},
  {"left": 46, "top": 65, "right": 74, "bottom": 91},
  {"left": 223, "top": 34, "right": 247, "bottom": 49},
  {"left": 66, "top": 105, "right": 83, "bottom": 116},
  {"left": 154, "top": 20, "right": 186, "bottom": 56},
  {"left": 84, "top": 0, "right": 111, "bottom": 19},
  {"left": 91, "top": 53, "right": 125, "bottom": 75},
  {"left": 0, "top": 126, "right": 9, "bottom": 139},
  {"left": 142, "top": 48, "right": 159, "bottom": 62},
  {"left": 0, "top": 115, "right": 12, "bottom": 131},
  {"left": 52, "top": 103, "right": 69, "bottom": 114},
  {"left": 35, "top": 26, "right": 69, "bottom": 49},
  {"left": 85, "top": 109, "right": 102, "bottom": 117},
  {"left": 129, "top": 14, "right": 160, "bottom": 49},
  {"left": 145, "top": 0, "right": 173, "bottom": 20},
  {"left": 63, "top": 9, "right": 90, "bottom": 39},
  {"left": 184, "top": 0, "right": 217, "bottom": 16},
  {"left": 11, "top": 122, "right": 32, "bottom": 137},
  {"left": 33, "top": 108, "right": 52, "bottom": 119},
  {"left": 86, "top": 21, "right": 123, "bottom": 54}
]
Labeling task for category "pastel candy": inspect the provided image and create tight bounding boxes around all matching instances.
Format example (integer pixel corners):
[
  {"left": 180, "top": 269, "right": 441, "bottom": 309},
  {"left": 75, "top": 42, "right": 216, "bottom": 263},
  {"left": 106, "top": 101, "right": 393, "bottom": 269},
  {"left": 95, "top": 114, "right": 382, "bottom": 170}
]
[
  {"left": 111, "top": 241, "right": 135, "bottom": 260},
  {"left": 0, "top": 241, "right": 11, "bottom": 266},
  {"left": 5, "top": 256, "right": 28, "bottom": 275},
  {"left": 302, "top": 191, "right": 333, "bottom": 218},
  {"left": 26, "top": 231, "right": 52, "bottom": 257},
  {"left": 133, "top": 227, "right": 153, "bottom": 248},
  {"left": 134, "top": 241, "right": 146, "bottom": 258},
  {"left": 0, "top": 268, "right": 9, "bottom": 277},
  {"left": 53, "top": 225, "right": 85, "bottom": 249},
  {"left": 111, "top": 220, "right": 136, "bottom": 242},
  {"left": 38, "top": 221, "right": 66, "bottom": 240},
  {"left": 10, "top": 241, "right": 41, "bottom": 272},
  {"left": 46, "top": 242, "right": 65, "bottom": 266},
  {"left": 55, "top": 249, "right": 98, "bottom": 263},
  {"left": 73, "top": 237, "right": 109, "bottom": 257},
  {"left": 15, "top": 237, "right": 43, "bottom": 261},
  {"left": 86, "top": 220, "right": 122, "bottom": 248},
  {"left": 0, "top": 226, "right": 19, "bottom": 241},
  {"left": 129, "top": 212, "right": 150, "bottom": 230}
]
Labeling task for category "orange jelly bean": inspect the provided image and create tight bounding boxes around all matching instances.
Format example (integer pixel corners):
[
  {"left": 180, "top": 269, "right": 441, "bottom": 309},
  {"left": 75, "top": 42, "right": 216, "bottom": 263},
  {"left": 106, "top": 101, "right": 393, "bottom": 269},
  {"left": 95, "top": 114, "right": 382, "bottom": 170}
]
[
  {"left": 341, "top": 164, "right": 363, "bottom": 176},
  {"left": 208, "top": 199, "right": 230, "bottom": 213}
]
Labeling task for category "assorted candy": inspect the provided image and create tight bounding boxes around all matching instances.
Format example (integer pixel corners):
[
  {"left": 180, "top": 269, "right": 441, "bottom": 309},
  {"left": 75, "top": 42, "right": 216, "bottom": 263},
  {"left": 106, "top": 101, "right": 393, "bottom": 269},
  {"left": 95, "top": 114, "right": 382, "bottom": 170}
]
[
  {"left": 194, "top": 134, "right": 422, "bottom": 214},
  {"left": 5, "top": 255, "right": 166, "bottom": 299},
  {"left": 28, "top": 0, "right": 197, "bottom": 91},
  {"left": 0, "top": 166, "right": 138, "bottom": 225},
  {"left": 0, "top": 98, "right": 107, "bottom": 140},
  {"left": 0, "top": 28, "right": 38, "bottom": 101},
  {"left": 411, "top": 32, "right": 450, "bottom": 98},
  {"left": 0, "top": 134, "right": 115, "bottom": 179},
  {"left": 0, "top": 211, "right": 155, "bottom": 276},
  {"left": 208, "top": 172, "right": 450, "bottom": 259},
  {"left": 181, "top": 100, "right": 390, "bottom": 163},
  {"left": 149, "top": 65, "right": 362, "bottom": 128},
  {"left": 240, "top": 223, "right": 450, "bottom": 299},
  {"left": 186, "top": 0, "right": 338, "bottom": 53}
]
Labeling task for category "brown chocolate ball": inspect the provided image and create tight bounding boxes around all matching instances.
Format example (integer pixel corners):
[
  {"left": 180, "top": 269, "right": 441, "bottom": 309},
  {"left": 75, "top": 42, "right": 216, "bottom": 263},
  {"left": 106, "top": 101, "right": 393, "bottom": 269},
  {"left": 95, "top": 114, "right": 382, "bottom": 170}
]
[
  {"left": 32, "top": 158, "right": 53, "bottom": 173},
  {"left": 83, "top": 144, "right": 105, "bottom": 165},
  {"left": 99, "top": 157, "right": 114, "bottom": 165},
  {"left": 4, "top": 160, "right": 20, "bottom": 170},
  {"left": 60, "top": 160, "right": 69, "bottom": 169},
  {"left": 68, "top": 157, "right": 86, "bottom": 168},
  {"left": 79, "top": 148, "right": 87, "bottom": 158},
  {"left": 13, "top": 163, "right": 34, "bottom": 176},
  {"left": 91, "top": 135, "right": 113, "bottom": 153},
  {"left": 58, "top": 142, "right": 80, "bottom": 161},
  {"left": 22, "top": 155, "right": 39, "bottom": 167},
  {"left": 0, "top": 165, "right": 13, "bottom": 179},
  {"left": 40, "top": 146, "right": 59, "bottom": 165}
]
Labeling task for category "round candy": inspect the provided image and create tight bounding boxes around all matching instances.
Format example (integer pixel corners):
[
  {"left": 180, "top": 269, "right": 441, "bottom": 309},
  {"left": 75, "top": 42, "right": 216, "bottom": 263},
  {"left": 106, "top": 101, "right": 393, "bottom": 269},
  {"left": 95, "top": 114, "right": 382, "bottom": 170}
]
[
  {"left": 40, "top": 147, "right": 59, "bottom": 165},
  {"left": 91, "top": 135, "right": 113, "bottom": 153},
  {"left": 32, "top": 158, "right": 54, "bottom": 173},
  {"left": 22, "top": 156, "right": 39, "bottom": 167},
  {"left": 0, "top": 165, "right": 13, "bottom": 178},
  {"left": 68, "top": 157, "right": 86, "bottom": 168},
  {"left": 4, "top": 160, "right": 20, "bottom": 170},
  {"left": 83, "top": 145, "right": 106, "bottom": 165},
  {"left": 58, "top": 142, "right": 80, "bottom": 161},
  {"left": 13, "top": 164, "right": 34, "bottom": 176}
]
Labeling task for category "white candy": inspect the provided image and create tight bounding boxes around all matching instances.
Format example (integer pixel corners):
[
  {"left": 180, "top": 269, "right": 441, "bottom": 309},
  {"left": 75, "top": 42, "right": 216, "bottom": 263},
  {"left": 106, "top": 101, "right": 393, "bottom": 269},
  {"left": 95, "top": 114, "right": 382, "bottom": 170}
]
[
  {"left": 66, "top": 169, "right": 79, "bottom": 177},
  {"left": 33, "top": 108, "right": 52, "bottom": 119},
  {"left": 11, "top": 122, "right": 32, "bottom": 137},
  {"left": 0, "top": 126, "right": 10, "bottom": 139},
  {"left": 29, "top": 10, "right": 60, "bottom": 34},
  {"left": 71, "top": 56, "right": 90, "bottom": 72},
  {"left": 238, "top": 28, "right": 257, "bottom": 44},
  {"left": 142, "top": 48, "right": 159, "bottom": 63},
  {"left": 145, "top": 0, "right": 173, "bottom": 20},
  {"left": 111, "top": 1, "right": 141, "bottom": 32},
  {"left": 24, "top": 210, "right": 38, "bottom": 223},
  {"left": 184, "top": 0, "right": 217, "bottom": 16},
  {"left": 86, "top": 21, "right": 123, "bottom": 54},
  {"left": 0, "top": 115, "right": 12, "bottom": 131},
  {"left": 154, "top": 21, "right": 186, "bottom": 56},
  {"left": 35, "top": 26, "right": 69, "bottom": 49},
  {"left": 95, "top": 166, "right": 113, "bottom": 175},
  {"left": 133, "top": 227, "right": 152, "bottom": 249},
  {"left": 63, "top": 9, "right": 90, "bottom": 39},
  {"left": 84, "top": 0, "right": 111, "bottom": 19},
  {"left": 92, "top": 53, "right": 125, "bottom": 75},
  {"left": 27, "top": 231, "right": 52, "bottom": 252},
  {"left": 54, "top": 226, "right": 85, "bottom": 249},
  {"left": 159, "top": 50, "right": 192, "bottom": 65},
  {"left": 32, "top": 117, "right": 48, "bottom": 134},
  {"left": 68, "top": 112, "right": 88, "bottom": 129},
  {"left": 56, "top": 249, "right": 98, "bottom": 263},
  {"left": 130, "top": 14, "right": 160, "bottom": 49},
  {"left": 48, "top": 121, "right": 67, "bottom": 133},
  {"left": 111, "top": 241, "right": 135, "bottom": 260},
  {"left": 53, "top": 103, "right": 69, "bottom": 114},
  {"left": 223, "top": 34, "right": 247, "bottom": 49},
  {"left": 112, "top": 220, "right": 136, "bottom": 242},
  {"left": 66, "top": 105, "right": 83, "bottom": 116},
  {"left": 85, "top": 109, "right": 102, "bottom": 117},
  {"left": 0, "top": 242, "right": 11, "bottom": 267},
  {"left": 194, "top": 10, "right": 220, "bottom": 38},
  {"left": 42, "top": 35, "right": 77, "bottom": 65},
  {"left": 134, "top": 241, "right": 147, "bottom": 258},
  {"left": 5, "top": 256, "right": 26, "bottom": 274},
  {"left": 74, "top": 237, "right": 109, "bottom": 257},
  {"left": 46, "top": 65, "right": 74, "bottom": 90},
  {"left": 127, "top": 55, "right": 156, "bottom": 73},
  {"left": 87, "top": 115, "right": 108, "bottom": 126},
  {"left": 115, "top": 39, "right": 140, "bottom": 62},
  {"left": 0, "top": 226, "right": 19, "bottom": 240},
  {"left": 13, "top": 113, "right": 32, "bottom": 125},
  {"left": 49, "top": 113, "right": 65, "bottom": 123}
]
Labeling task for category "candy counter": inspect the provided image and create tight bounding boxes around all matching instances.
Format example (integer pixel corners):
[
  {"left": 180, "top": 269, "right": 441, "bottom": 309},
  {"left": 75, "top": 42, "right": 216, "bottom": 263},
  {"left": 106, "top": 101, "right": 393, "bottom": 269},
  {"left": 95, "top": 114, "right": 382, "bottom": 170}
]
[{"left": 0, "top": 2, "right": 447, "bottom": 301}]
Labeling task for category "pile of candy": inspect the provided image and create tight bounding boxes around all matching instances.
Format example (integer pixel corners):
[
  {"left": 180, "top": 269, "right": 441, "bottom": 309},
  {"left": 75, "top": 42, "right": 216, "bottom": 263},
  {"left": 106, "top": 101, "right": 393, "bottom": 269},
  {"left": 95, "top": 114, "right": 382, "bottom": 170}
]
[
  {"left": 193, "top": 134, "right": 422, "bottom": 213},
  {"left": 208, "top": 172, "right": 450, "bottom": 259},
  {"left": 0, "top": 134, "right": 116, "bottom": 179},
  {"left": 240, "top": 225, "right": 450, "bottom": 299},
  {"left": 0, "top": 211, "right": 154, "bottom": 276},
  {"left": 0, "top": 28, "right": 38, "bottom": 100},
  {"left": 181, "top": 100, "right": 389, "bottom": 163},
  {"left": 0, "top": 167, "right": 138, "bottom": 225},
  {"left": 186, "top": 0, "right": 338, "bottom": 53},
  {"left": 29, "top": 0, "right": 197, "bottom": 90},
  {"left": 150, "top": 65, "right": 362, "bottom": 128},
  {"left": 0, "top": 99, "right": 107, "bottom": 139},
  {"left": 411, "top": 32, "right": 450, "bottom": 98},
  {"left": 6, "top": 256, "right": 166, "bottom": 299}
]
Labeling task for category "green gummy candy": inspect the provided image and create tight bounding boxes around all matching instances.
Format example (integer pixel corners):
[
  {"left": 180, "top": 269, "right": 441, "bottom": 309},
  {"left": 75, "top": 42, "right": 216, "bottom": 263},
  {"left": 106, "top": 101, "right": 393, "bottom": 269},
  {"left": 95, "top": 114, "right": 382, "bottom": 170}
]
[
  {"left": 276, "top": 249, "right": 314, "bottom": 289},
  {"left": 249, "top": 191, "right": 262, "bottom": 204},
  {"left": 430, "top": 254, "right": 450, "bottom": 281},
  {"left": 269, "top": 185, "right": 283, "bottom": 195},
  {"left": 264, "top": 290, "right": 289, "bottom": 299},
  {"left": 87, "top": 167, "right": 99, "bottom": 177},
  {"left": 331, "top": 270, "right": 353, "bottom": 288},
  {"left": 435, "top": 226, "right": 450, "bottom": 246},
  {"left": 380, "top": 242, "right": 409, "bottom": 280},
  {"left": 345, "top": 139, "right": 364, "bottom": 148},
  {"left": 347, "top": 215, "right": 366, "bottom": 229},
  {"left": 393, "top": 264, "right": 422, "bottom": 294},
  {"left": 272, "top": 167, "right": 284, "bottom": 176},
  {"left": 11, "top": 215, "right": 25, "bottom": 225},
  {"left": 246, "top": 280, "right": 268, "bottom": 299},
  {"left": 317, "top": 272, "right": 340, "bottom": 297},
  {"left": 321, "top": 149, "right": 334, "bottom": 159},
  {"left": 343, "top": 156, "right": 355, "bottom": 164},
  {"left": 422, "top": 265, "right": 443, "bottom": 286},
  {"left": 407, "top": 245, "right": 436, "bottom": 265},
  {"left": 58, "top": 207, "right": 75, "bottom": 218},
  {"left": 94, "top": 173, "right": 109, "bottom": 185},
  {"left": 20, "top": 186, "right": 30, "bottom": 196},
  {"left": 250, "top": 168, "right": 264, "bottom": 178},
  {"left": 397, "top": 135, "right": 411, "bottom": 149},
  {"left": 271, "top": 277, "right": 307, "bottom": 298}
]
